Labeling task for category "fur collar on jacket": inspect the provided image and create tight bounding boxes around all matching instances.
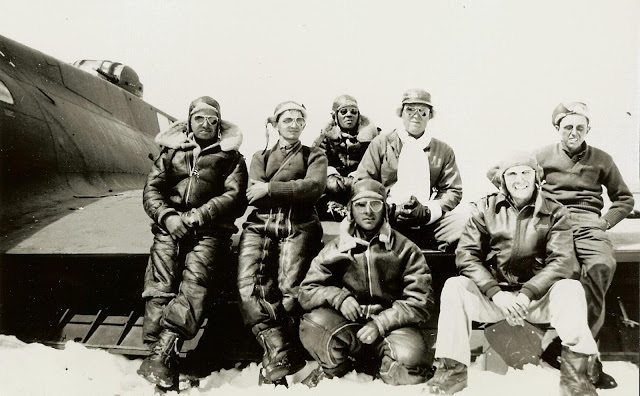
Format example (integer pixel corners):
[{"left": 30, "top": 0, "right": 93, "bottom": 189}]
[
  {"left": 321, "top": 114, "right": 379, "bottom": 143},
  {"left": 154, "top": 119, "right": 243, "bottom": 152},
  {"left": 336, "top": 216, "right": 393, "bottom": 253}
]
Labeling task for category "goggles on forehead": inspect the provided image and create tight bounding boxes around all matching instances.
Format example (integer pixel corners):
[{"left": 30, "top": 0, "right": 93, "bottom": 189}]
[
  {"left": 352, "top": 199, "right": 384, "bottom": 213},
  {"left": 193, "top": 115, "right": 219, "bottom": 125},
  {"left": 338, "top": 107, "right": 359, "bottom": 116},
  {"left": 281, "top": 117, "right": 306, "bottom": 127},
  {"left": 554, "top": 102, "right": 590, "bottom": 126},
  {"left": 565, "top": 102, "right": 588, "bottom": 114}
]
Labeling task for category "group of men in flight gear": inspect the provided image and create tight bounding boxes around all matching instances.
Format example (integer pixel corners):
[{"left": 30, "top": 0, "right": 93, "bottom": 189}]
[{"left": 137, "top": 89, "right": 634, "bottom": 395}]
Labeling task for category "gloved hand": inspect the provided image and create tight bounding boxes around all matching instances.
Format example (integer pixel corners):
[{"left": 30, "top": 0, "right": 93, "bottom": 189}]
[
  {"left": 396, "top": 196, "right": 431, "bottom": 227},
  {"left": 389, "top": 203, "right": 399, "bottom": 224},
  {"left": 326, "top": 174, "right": 347, "bottom": 194},
  {"left": 326, "top": 201, "right": 348, "bottom": 221}
]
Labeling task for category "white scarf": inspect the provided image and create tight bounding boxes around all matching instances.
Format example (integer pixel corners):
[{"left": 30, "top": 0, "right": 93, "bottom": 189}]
[
  {"left": 388, "top": 127, "right": 432, "bottom": 205},
  {"left": 388, "top": 127, "right": 443, "bottom": 224}
]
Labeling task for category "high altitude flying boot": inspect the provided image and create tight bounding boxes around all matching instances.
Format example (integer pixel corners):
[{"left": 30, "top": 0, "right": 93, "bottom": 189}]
[
  {"left": 138, "top": 329, "right": 181, "bottom": 388},
  {"left": 425, "top": 358, "right": 468, "bottom": 395},
  {"left": 301, "top": 366, "right": 331, "bottom": 388},
  {"left": 559, "top": 347, "right": 598, "bottom": 396},
  {"left": 256, "top": 326, "right": 306, "bottom": 386}
]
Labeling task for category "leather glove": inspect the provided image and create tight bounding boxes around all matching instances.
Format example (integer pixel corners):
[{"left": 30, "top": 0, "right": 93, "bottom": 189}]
[
  {"left": 326, "top": 201, "right": 348, "bottom": 221},
  {"left": 342, "top": 175, "right": 353, "bottom": 192},
  {"left": 396, "top": 196, "right": 431, "bottom": 227},
  {"left": 389, "top": 203, "right": 399, "bottom": 224},
  {"left": 326, "top": 174, "right": 347, "bottom": 194}
]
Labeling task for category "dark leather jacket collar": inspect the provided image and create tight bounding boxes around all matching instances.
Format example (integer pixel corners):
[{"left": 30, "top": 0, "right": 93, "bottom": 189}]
[{"left": 495, "top": 188, "right": 552, "bottom": 217}]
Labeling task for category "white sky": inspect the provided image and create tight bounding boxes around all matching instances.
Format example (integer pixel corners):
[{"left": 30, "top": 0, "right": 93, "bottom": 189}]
[{"left": 4, "top": 0, "right": 639, "bottom": 201}]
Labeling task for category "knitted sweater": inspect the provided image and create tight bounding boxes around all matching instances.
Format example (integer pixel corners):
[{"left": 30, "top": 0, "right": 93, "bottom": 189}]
[{"left": 535, "top": 143, "right": 634, "bottom": 227}]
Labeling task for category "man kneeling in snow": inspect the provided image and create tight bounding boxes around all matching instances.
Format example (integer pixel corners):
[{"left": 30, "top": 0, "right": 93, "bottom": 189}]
[
  {"left": 298, "top": 179, "right": 434, "bottom": 387},
  {"left": 427, "top": 153, "right": 600, "bottom": 396}
]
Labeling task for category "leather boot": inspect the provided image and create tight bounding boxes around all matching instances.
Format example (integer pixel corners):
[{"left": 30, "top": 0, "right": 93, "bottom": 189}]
[
  {"left": 544, "top": 337, "right": 615, "bottom": 389},
  {"left": 559, "top": 347, "right": 598, "bottom": 396},
  {"left": 137, "top": 329, "right": 181, "bottom": 388},
  {"left": 587, "top": 356, "right": 617, "bottom": 389},
  {"left": 257, "top": 326, "right": 306, "bottom": 383},
  {"left": 541, "top": 336, "right": 562, "bottom": 369},
  {"left": 301, "top": 366, "right": 330, "bottom": 388},
  {"left": 258, "top": 368, "right": 289, "bottom": 387},
  {"left": 425, "top": 358, "right": 467, "bottom": 395}
]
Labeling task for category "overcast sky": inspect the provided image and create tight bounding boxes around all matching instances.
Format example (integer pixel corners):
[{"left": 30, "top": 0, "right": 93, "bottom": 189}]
[{"left": 4, "top": 0, "right": 639, "bottom": 201}]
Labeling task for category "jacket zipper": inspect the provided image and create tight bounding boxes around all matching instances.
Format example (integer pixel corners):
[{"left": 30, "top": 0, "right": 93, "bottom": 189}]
[
  {"left": 184, "top": 154, "right": 199, "bottom": 206},
  {"left": 509, "top": 207, "right": 527, "bottom": 274},
  {"left": 365, "top": 244, "right": 374, "bottom": 298}
]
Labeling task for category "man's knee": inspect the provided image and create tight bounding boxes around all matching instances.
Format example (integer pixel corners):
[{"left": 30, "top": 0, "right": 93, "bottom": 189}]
[
  {"left": 582, "top": 260, "right": 617, "bottom": 287},
  {"left": 382, "top": 327, "right": 432, "bottom": 367},
  {"left": 379, "top": 328, "right": 433, "bottom": 385},
  {"left": 550, "top": 279, "right": 587, "bottom": 307},
  {"left": 300, "top": 308, "right": 357, "bottom": 369},
  {"left": 575, "top": 236, "right": 616, "bottom": 274},
  {"left": 440, "top": 276, "right": 470, "bottom": 302},
  {"left": 299, "top": 308, "right": 350, "bottom": 347}
]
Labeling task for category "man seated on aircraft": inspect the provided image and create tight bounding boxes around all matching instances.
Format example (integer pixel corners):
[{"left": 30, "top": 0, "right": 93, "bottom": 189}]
[
  {"left": 298, "top": 179, "right": 434, "bottom": 387},
  {"left": 487, "top": 102, "right": 633, "bottom": 388},
  {"left": 236, "top": 101, "right": 327, "bottom": 387},
  {"left": 312, "top": 94, "right": 380, "bottom": 221},
  {"left": 139, "top": 96, "right": 248, "bottom": 388},
  {"left": 427, "top": 153, "right": 600, "bottom": 396},
  {"left": 354, "top": 88, "right": 464, "bottom": 251}
]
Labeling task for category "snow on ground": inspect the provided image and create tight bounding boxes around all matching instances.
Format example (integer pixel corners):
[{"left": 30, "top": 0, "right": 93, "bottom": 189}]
[{"left": 0, "top": 335, "right": 637, "bottom": 396}]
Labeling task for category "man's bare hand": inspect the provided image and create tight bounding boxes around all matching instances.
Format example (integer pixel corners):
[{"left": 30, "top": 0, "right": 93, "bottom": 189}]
[
  {"left": 339, "top": 296, "right": 363, "bottom": 321},
  {"left": 356, "top": 322, "right": 380, "bottom": 344},
  {"left": 492, "top": 291, "right": 528, "bottom": 326},
  {"left": 246, "top": 180, "right": 269, "bottom": 203},
  {"left": 165, "top": 214, "right": 188, "bottom": 240}
]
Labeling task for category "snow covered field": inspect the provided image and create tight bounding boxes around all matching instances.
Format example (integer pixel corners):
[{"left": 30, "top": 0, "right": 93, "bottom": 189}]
[{"left": 0, "top": 335, "right": 637, "bottom": 396}]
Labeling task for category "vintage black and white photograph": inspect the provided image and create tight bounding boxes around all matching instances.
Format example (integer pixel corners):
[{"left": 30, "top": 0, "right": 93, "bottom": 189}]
[{"left": 1, "top": 0, "right": 638, "bottom": 395}]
